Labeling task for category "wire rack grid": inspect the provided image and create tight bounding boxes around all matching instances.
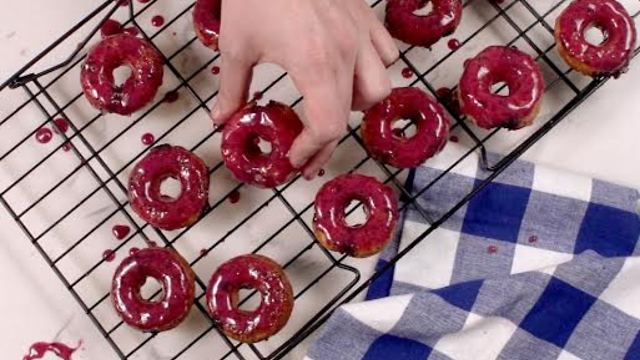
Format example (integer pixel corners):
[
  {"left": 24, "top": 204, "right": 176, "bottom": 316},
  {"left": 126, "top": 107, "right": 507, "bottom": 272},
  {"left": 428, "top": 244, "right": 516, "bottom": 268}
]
[{"left": 0, "top": 0, "right": 638, "bottom": 358}]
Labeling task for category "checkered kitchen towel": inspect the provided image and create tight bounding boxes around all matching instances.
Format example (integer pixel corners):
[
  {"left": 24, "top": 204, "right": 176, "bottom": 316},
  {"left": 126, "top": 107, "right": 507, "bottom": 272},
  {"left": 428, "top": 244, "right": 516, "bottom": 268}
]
[{"left": 307, "top": 143, "right": 640, "bottom": 360}]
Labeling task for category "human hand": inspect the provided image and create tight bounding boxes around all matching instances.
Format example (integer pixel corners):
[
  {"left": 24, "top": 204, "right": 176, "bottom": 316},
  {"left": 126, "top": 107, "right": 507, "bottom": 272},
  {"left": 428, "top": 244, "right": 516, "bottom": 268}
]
[{"left": 211, "top": 0, "right": 398, "bottom": 180}]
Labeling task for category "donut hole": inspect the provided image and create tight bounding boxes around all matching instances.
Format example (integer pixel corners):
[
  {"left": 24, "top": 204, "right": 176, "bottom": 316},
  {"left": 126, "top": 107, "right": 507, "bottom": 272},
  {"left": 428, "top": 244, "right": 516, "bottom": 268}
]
[
  {"left": 412, "top": 0, "right": 434, "bottom": 16},
  {"left": 344, "top": 199, "right": 369, "bottom": 227},
  {"left": 112, "top": 65, "right": 133, "bottom": 88},
  {"left": 159, "top": 176, "right": 183, "bottom": 202},
  {"left": 392, "top": 118, "right": 418, "bottom": 139},
  {"left": 236, "top": 288, "right": 262, "bottom": 312},
  {"left": 247, "top": 134, "right": 273, "bottom": 157},
  {"left": 140, "top": 276, "right": 163, "bottom": 302},
  {"left": 490, "top": 81, "right": 510, "bottom": 97},
  {"left": 584, "top": 24, "right": 608, "bottom": 46}
]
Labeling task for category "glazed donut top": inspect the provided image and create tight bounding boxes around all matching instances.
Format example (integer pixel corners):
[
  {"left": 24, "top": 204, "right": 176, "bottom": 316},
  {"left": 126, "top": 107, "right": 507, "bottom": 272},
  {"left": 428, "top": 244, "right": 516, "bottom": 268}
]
[
  {"left": 556, "top": 0, "right": 636, "bottom": 76},
  {"left": 459, "top": 46, "right": 544, "bottom": 129}
]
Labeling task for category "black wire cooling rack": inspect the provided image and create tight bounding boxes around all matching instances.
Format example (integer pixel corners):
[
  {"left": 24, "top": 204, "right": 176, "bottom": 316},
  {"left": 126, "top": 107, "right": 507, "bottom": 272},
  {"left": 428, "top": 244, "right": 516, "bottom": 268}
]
[{"left": 0, "top": 0, "right": 638, "bottom": 359}]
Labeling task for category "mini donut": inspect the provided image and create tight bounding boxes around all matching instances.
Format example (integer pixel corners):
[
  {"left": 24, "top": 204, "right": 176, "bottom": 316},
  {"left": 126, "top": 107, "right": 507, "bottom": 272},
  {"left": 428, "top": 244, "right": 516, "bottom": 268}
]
[
  {"left": 112, "top": 247, "right": 195, "bottom": 332},
  {"left": 81, "top": 34, "right": 164, "bottom": 115},
  {"left": 362, "top": 87, "right": 450, "bottom": 168},
  {"left": 193, "top": 0, "right": 222, "bottom": 50},
  {"left": 458, "top": 46, "right": 544, "bottom": 130},
  {"left": 129, "top": 145, "right": 209, "bottom": 230},
  {"left": 555, "top": 0, "right": 636, "bottom": 77},
  {"left": 385, "top": 0, "right": 463, "bottom": 47},
  {"left": 314, "top": 174, "right": 399, "bottom": 258},
  {"left": 221, "top": 101, "right": 303, "bottom": 188},
  {"left": 206, "top": 254, "right": 294, "bottom": 343}
]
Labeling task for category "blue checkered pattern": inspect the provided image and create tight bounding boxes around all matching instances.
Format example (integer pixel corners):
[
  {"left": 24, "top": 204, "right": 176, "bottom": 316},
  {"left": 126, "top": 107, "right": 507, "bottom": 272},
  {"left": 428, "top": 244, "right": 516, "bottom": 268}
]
[{"left": 307, "top": 144, "right": 640, "bottom": 360}]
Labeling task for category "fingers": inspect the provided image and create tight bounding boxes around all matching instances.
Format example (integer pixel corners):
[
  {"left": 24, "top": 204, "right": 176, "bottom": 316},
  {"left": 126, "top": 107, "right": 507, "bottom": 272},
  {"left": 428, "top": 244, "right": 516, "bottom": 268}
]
[
  {"left": 352, "top": 41, "right": 392, "bottom": 111},
  {"left": 369, "top": 17, "right": 399, "bottom": 67},
  {"left": 211, "top": 55, "right": 254, "bottom": 124},
  {"left": 301, "top": 140, "right": 339, "bottom": 179}
]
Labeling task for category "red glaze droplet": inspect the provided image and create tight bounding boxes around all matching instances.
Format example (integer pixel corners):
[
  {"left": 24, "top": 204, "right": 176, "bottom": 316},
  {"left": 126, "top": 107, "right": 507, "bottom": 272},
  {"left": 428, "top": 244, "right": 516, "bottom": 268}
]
[
  {"left": 23, "top": 341, "right": 80, "bottom": 360},
  {"left": 123, "top": 27, "right": 140, "bottom": 36},
  {"left": 53, "top": 118, "right": 69, "bottom": 134},
  {"left": 528, "top": 235, "right": 538, "bottom": 243},
  {"left": 148, "top": 241, "right": 158, "bottom": 247},
  {"left": 401, "top": 67, "right": 414, "bottom": 79},
  {"left": 112, "top": 225, "right": 131, "bottom": 240},
  {"left": 449, "top": 135, "right": 459, "bottom": 143},
  {"left": 141, "top": 133, "right": 155, "bottom": 145},
  {"left": 118, "top": 0, "right": 130, "bottom": 7},
  {"left": 211, "top": 66, "right": 220, "bottom": 75},
  {"left": 253, "top": 91, "right": 263, "bottom": 101},
  {"left": 487, "top": 245, "right": 498, "bottom": 254},
  {"left": 318, "top": 169, "right": 326, "bottom": 177},
  {"left": 151, "top": 15, "right": 165, "bottom": 27},
  {"left": 229, "top": 190, "right": 241, "bottom": 204},
  {"left": 137, "top": 0, "right": 151, "bottom": 3},
  {"left": 129, "top": 247, "right": 140, "bottom": 256},
  {"left": 163, "top": 91, "right": 179, "bottom": 103},
  {"left": 62, "top": 143, "right": 72, "bottom": 152},
  {"left": 103, "top": 249, "right": 116, "bottom": 262},
  {"left": 35, "top": 127, "right": 53, "bottom": 144},
  {"left": 200, "top": 248, "right": 209, "bottom": 256},
  {"left": 447, "top": 38, "right": 461, "bottom": 51},
  {"left": 435, "top": 87, "right": 452, "bottom": 99},
  {"left": 172, "top": 31, "right": 177, "bottom": 36}
]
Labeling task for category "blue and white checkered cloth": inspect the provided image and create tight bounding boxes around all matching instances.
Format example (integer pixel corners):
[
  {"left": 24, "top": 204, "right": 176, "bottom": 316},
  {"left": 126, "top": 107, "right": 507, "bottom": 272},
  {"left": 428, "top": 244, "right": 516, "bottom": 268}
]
[{"left": 307, "top": 143, "right": 640, "bottom": 360}]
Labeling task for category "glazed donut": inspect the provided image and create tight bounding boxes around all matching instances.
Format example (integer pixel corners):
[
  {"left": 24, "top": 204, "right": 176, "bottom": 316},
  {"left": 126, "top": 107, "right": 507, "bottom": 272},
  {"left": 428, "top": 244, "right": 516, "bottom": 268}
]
[
  {"left": 314, "top": 174, "right": 399, "bottom": 258},
  {"left": 129, "top": 145, "right": 210, "bottom": 230},
  {"left": 81, "top": 34, "right": 164, "bottom": 115},
  {"left": 555, "top": 0, "right": 636, "bottom": 77},
  {"left": 206, "top": 254, "right": 294, "bottom": 343},
  {"left": 193, "top": 0, "right": 222, "bottom": 50},
  {"left": 458, "top": 46, "right": 544, "bottom": 130},
  {"left": 385, "top": 0, "right": 463, "bottom": 47},
  {"left": 112, "top": 247, "right": 195, "bottom": 332},
  {"left": 221, "top": 101, "right": 303, "bottom": 188},
  {"left": 362, "top": 87, "right": 450, "bottom": 168}
]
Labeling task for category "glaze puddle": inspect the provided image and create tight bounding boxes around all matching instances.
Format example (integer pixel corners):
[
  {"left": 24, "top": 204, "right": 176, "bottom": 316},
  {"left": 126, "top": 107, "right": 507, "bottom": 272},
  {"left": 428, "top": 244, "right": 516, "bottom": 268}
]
[
  {"left": 35, "top": 127, "right": 53, "bottom": 144},
  {"left": 401, "top": 67, "right": 414, "bottom": 79},
  {"left": 23, "top": 341, "right": 80, "bottom": 360},
  {"left": 112, "top": 225, "right": 131, "bottom": 240},
  {"left": 141, "top": 133, "right": 155, "bottom": 146}
]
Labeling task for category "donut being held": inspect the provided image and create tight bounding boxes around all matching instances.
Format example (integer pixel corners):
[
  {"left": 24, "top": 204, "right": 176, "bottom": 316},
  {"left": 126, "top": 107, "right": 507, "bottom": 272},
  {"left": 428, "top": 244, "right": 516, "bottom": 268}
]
[
  {"left": 362, "top": 87, "right": 450, "bottom": 168},
  {"left": 385, "top": 0, "right": 463, "bottom": 47},
  {"left": 193, "top": 0, "right": 221, "bottom": 50},
  {"left": 555, "top": 0, "right": 636, "bottom": 77},
  {"left": 112, "top": 247, "right": 195, "bottom": 332},
  {"left": 458, "top": 46, "right": 544, "bottom": 130},
  {"left": 129, "top": 145, "right": 210, "bottom": 230},
  {"left": 314, "top": 174, "right": 399, "bottom": 258},
  {"left": 206, "top": 254, "right": 294, "bottom": 343},
  {"left": 81, "top": 34, "right": 164, "bottom": 115},
  {"left": 221, "top": 101, "right": 303, "bottom": 188}
]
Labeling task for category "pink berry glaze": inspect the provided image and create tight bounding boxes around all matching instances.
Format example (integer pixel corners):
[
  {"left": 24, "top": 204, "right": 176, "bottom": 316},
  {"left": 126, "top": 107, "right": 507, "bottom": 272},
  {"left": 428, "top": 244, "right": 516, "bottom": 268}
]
[
  {"left": 23, "top": 341, "right": 80, "bottom": 360},
  {"left": 206, "top": 254, "right": 294, "bottom": 343},
  {"left": 385, "top": 0, "right": 462, "bottom": 47},
  {"left": 112, "top": 247, "right": 195, "bottom": 332},
  {"left": 129, "top": 145, "right": 209, "bottom": 230},
  {"left": 555, "top": 0, "right": 636, "bottom": 77},
  {"left": 458, "top": 46, "right": 544, "bottom": 130},
  {"left": 35, "top": 127, "right": 53, "bottom": 144},
  {"left": 362, "top": 87, "right": 450, "bottom": 169},
  {"left": 193, "top": 0, "right": 221, "bottom": 50},
  {"left": 314, "top": 174, "right": 399, "bottom": 258},
  {"left": 221, "top": 101, "right": 303, "bottom": 188},
  {"left": 80, "top": 34, "right": 164, "bottom": 115}
]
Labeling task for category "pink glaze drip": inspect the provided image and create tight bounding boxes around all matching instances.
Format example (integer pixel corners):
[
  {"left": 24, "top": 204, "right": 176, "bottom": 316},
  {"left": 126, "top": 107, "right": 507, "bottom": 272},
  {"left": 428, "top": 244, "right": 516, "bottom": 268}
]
[
  {"left": 200, "top": 248, "right": 209, "bottom": 256},
  {"left": 447, "top": 38, "right": 461, "bottom": 50},
  {"left": 206, "top": 254, "right": 293, "bottom": 343},
  {"left": 314, "top": 174, "right": 399, "bottom": 258},
  {"left": 35, "top": 127, "right": 53, "bottom": 144},
  {"left": 129, "top": 145, "right": 209, "bottom": 230},
  {"left": 459, "top": 46, "right": 544, "bottom": 130},
  {"left": 487, "top": 245, "right": 498, "bottom": 254},
  {"left": 401, "top": 67, "right": 414, "bottom": 79},
  {"left": 163, "top": 91, "right": 179, "bottom": 103},
  {"left": 193, "top": 0, "right": 222, "bottom": 50},
  {"left": 103, "top": 249, "right": 116, "bottom": 262},
  {"left": 62, "top": 143, "right": 72, "bottom": 152},
  {"left": 253, "top": 91, "right": 263, "bottom": 101},
  {"left": 317, "top": 169, "right": 326, "bottom": 177},
  {"left": 528, "top": 235, "right": 538, "bottom": 243},
  {"left": 151, "top": 15, "right": 165, "bottom": 27},
  {"left": 118, "top": 0, "right": 130, "bottom": 7},
  {"left": 449, "top": 135, "right": 459, "bottom": 143},
  {"left": 129, "top": 247, "right": 140, "bottom": 256},
  {"left": 23, "top": 341, "right": 80, "bottom": 360},
  {"left": 81, "top": 34, "right": 164, "bottom": 115},
  {"left": 386, "top": 0, "right": 463, "bottom": 47},
  {"left": 141, "top": 133, "right": 155, "bottom": 145},
  {"left": 112, "top": 224, "right": 131, "bottom": 240},
  {"left": 112, "top": 247, "right": 195, "bottom": 332},
  {"left": 100, "top": 19, "right": 122, "bottom": 38},
  {"left": 555, "top": 0, "right": 636, "bottom": 76},
  {"left": 221, "top": 101, "right": 303, "bottom": 188},
  {"left": 211, "top": 65, "right": 220, "bottom": 75},
  {"left": 362, "top": 87, "right": 450, "bottom": 168},
  {"left": 228, "top": 190, "right": 241, "bottom": 204},
  {"left": 53, "top": 118, "right": 69, "bottom": 134}
]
